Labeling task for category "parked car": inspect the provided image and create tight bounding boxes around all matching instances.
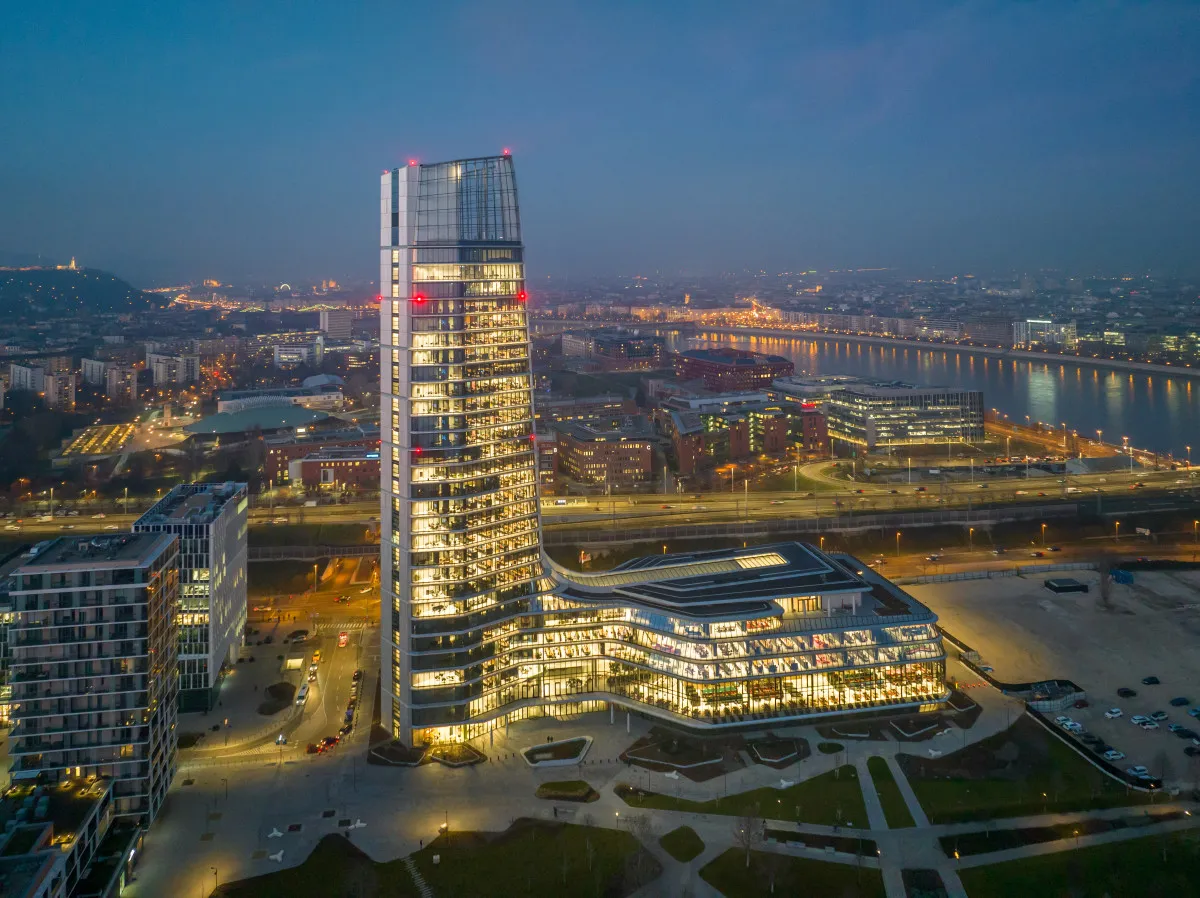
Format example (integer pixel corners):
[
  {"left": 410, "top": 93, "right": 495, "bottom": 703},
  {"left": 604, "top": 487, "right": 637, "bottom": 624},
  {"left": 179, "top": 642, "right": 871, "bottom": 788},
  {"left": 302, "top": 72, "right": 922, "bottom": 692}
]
[
  {"left": 1105, "top": 708, "right": 1123, "bottom": 719},
  {"left": 1139, "top": 720, "right": 1160, "bottom": 730},
  {"left": 352, "top": 669, "right": 363, "bottom": 681},
  {"left": 1126, "top": 765, "right": 1149, "bottom": 777},
  {"left": 1189, "top": 708, "right": 1200, "bottom": 718},
  {"left": 1185, "top": 746, "right": 1200, "bottom": 758},
  {"left": 1103, "top": 750, "right": 1125, "bottom": 761},
  {"left": 1150, "top": 711, "right": 1169, "bottom": 721},
  {"left": 1131, "top": 715, "right": 1150, "bottom": 724},
  {"left": 1169, "top": 696, "right": 1190, "bottom": 707},
  {"left": 1167, "top": 723, "right": 1184, "bottom": 733},
  {"left": 1117, "top": 687, "right": 1137, "bottom": 698},
  {"left": 1142, "top": 676, "right": 1161, "bottom": 685}
]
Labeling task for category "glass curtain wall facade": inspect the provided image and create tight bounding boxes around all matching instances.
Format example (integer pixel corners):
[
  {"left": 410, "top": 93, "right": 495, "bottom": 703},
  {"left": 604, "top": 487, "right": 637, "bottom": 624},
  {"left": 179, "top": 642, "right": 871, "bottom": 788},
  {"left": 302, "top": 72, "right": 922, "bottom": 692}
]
[
  {"left": 381, "top": 158, "right": 948, "bottom": 748},
  {"left": 381, "top": 156, "right": 543, "bottom": 746}
]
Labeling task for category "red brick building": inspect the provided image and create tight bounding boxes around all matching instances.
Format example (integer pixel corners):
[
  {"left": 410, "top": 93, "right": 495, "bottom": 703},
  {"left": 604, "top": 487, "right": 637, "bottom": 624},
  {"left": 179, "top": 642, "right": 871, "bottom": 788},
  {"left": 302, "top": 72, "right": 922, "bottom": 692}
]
[
  {"left": 799, "top": 404, "right": 830, "bottom": 454},
  {"left": 672, "top": 348, "right": 794, "bottom": 391},
  {"left": 287, "top": 449, "right": 380, "bottom": 489},
  {"left": 554, "top": 418, "right": 654, "bottom": 487},
  {"left": 264, "top": 428, "right": 380, "bottom": 481}
]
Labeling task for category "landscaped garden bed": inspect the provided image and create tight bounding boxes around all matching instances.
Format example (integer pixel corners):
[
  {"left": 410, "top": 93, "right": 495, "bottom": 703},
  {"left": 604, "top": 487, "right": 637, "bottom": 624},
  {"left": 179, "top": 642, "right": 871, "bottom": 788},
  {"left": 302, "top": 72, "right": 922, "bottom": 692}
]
[
  {"left": 897, "top": 716, "right": 1156, "bottom": 823},
  {"left": 766, "top": 828, "right": 878, "bottom": 856},
  {"left": 817, "top": 741, "right": 845, "bottom": 754},
  {"left": 616, "top": 765, "right": 868, "bottom": 827},
  {"left": 890, "top": 715, "right": 944, "bottom": 741},
  {"left": 522, "top": 736, "right": 592, "bottom": 767},
  {"left": 816, "top": 720, "right": 889, "bottom": 741},
  {"left": 748, "top": 737, "right": 809, "bottom": 768},
  {"left": 535, "top": 780, "right": 600, "bottom": 802},
  {"left": 367, "top": 740, "right": 428, "bottom": 767},
  {"left": 659, "top": 825, "right": 705, "bottom": 862},
  {"left": 428, "top": 742, "right": 486, "bottom": 767},
  {"left": 620, "top": 729, "right": 741, "bottom": 782},
  {"left": 700, "top": 847, "right": 885, "bottom": 898},
  {"left": 257, "top": 682, "right": 295, "bottom": 715},
  {"left": 902, "top": 868, "right": 947, "bottom": 898}
]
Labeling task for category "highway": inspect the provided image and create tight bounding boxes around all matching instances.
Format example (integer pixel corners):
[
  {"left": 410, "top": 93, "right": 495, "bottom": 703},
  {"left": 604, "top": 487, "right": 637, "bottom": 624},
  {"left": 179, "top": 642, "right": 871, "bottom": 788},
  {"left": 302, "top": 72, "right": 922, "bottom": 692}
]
[{"left": 3, "top": 465, "right": 1194, "bottom": 539}]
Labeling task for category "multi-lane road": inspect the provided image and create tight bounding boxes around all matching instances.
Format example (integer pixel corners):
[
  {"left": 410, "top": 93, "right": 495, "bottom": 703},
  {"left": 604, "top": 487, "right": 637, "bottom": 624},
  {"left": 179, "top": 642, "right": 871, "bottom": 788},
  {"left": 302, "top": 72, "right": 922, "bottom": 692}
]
[{"left": 5, "top": 464, "right": 1193, "bottom": 539}]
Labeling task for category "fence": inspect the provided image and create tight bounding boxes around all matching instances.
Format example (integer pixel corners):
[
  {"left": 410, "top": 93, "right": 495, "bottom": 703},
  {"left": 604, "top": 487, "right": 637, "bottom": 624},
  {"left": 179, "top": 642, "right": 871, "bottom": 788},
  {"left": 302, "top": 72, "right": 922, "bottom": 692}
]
[
  {"left": 896, "top": 560, "right": 1097, "bottom": 586},
  {"left": 249, "top": 544, "right": 378, "bottom": 561}
]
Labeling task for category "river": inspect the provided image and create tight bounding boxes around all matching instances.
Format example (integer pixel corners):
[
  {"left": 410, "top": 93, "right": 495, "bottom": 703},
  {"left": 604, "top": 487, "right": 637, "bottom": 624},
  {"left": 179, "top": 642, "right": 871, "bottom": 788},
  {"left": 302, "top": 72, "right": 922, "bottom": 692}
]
[{"left": 675, "top": 331, "right": 1198, "bottom": 458}]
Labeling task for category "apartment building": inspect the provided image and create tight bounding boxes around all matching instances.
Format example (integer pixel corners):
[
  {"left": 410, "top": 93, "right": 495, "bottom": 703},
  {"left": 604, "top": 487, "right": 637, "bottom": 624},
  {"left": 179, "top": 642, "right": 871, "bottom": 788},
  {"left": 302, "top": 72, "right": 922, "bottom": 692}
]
[
  {"left": 133, "top": 483, "right": 247, "bottom": 711},
  {"left": 7, "top": 534, "right": 179, "bottom": 824}
]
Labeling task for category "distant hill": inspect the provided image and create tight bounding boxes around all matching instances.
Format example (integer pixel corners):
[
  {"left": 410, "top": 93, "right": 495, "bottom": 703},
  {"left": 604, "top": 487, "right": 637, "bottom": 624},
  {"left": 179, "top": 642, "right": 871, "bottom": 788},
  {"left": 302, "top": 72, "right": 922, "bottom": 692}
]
[{"left": 0, "top": 267, "right": 167, "bottom": 318}]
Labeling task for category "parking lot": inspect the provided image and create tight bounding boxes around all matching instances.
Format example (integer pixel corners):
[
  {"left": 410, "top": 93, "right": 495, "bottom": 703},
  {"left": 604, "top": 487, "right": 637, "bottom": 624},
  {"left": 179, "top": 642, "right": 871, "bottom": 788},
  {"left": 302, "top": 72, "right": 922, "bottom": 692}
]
[{"left": 909, "top": 569, "right": 1200, "bottom": 787}]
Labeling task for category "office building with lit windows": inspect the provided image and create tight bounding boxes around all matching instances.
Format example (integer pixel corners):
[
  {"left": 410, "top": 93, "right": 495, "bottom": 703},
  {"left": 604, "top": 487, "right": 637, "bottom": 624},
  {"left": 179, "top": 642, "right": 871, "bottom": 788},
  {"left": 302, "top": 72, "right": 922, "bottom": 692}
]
[
  {"left": 825, "top": 382, "right": 984, "bottom": 450},
  {"left": 133, "top": 483, "right": 247, "bottom": 711},
  {"left": 381, "top": 155, "right": 947, "bottom": 746}
]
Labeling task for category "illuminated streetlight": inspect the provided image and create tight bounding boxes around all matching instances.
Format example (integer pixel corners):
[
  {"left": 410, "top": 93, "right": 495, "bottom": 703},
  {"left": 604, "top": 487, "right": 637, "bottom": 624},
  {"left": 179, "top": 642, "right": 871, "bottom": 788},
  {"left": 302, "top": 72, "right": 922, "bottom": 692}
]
[
  {"left": 969, "top": 527, "right": 974, "bottom": 549},
  {"left": 1114, "top": 521, "right": 1120, "bottom": 542},
  {"left": 895, "top": 531, "right": 901, "bottom": 558},
  {"left": 1041, "top": 523, "right": 1046, "bottom": 546}
]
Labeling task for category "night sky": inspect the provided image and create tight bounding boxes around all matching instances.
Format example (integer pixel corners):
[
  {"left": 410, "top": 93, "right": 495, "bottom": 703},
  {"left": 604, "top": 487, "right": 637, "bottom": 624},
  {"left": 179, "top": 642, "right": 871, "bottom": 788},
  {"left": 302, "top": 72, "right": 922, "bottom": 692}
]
[{"left": 2, "top": 1, "right": 1198, "bottom": 284}]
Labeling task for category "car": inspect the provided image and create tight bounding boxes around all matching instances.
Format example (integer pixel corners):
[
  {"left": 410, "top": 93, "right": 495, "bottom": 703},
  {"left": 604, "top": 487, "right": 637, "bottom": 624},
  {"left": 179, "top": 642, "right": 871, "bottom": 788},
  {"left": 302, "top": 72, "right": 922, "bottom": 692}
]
[
  {"left": 1105, "top": 708, "right": 1123, "bottom": 719},
  {"left": 1151, "top": 711, "right": 1168, "bottom": 721},
  {"left": 1054, "top": 715, "right": 1071, "bottom": 725},
  {"left": 1142, "top": 676, "right": 1161, "bottom": 685},
  {"left": 91, "top": 513, "right": 106, "bottom": 519},
  {"left": 888, "top": 489, "right": 899, "bottom": 494},
  {"left": 1173, "top": 728, "right": 1198, "bottom": 740},
  {"left": 1139, "top": 720, "right": 1160, "bottom": 730},
  {"left": 338, "top": 631, "right": 349, "bottom": 648},
  {"left": 352, "top": 669, "right": 363, "bottom": 681},
  {"left": 1168, "top": 722, "right": 1184, "bottom": 733},
  {"left": 1030, "top": 551, "right": 1045, "bottom": 558},
  {"left": 305, "top": 743, "right": 320, "bottom": 754},
  {"left": 1047, "top": 546, "right": 1062, "bottom": 552},
  {"left": 339, "top": 724, "right": 353, "bottom": 737},
  {"left": 1126, "top": 765, "right": 1149, "bottom": 776},
  {"left": 334, "top": 596, "right": 350, "bottom": 604},
  {"left": 1103, "top": 749, "right": 1125, "bottom": 761},
  {"left": 307, "top": 671, "right": 317, "bottom": 682},
  {"left": 1118, "top": 687, "right": 1137, "bottom": 698},
  {"left": 103, "top": 524, "right": 119, "bottom": 531},
  {"left": 3, "top": 525, "right": 18, "bottom": 532},
  {"left": 1079, "top": 733, "right": 1101, "bottom": 745},
  {"left": 926, "top": 554, "right": 941, "bottom": 562},
  {"left": 1169, "top": 696, "right": 1190, "bottom": 707},
  {"left": 360, "top": 587, "right": 372, "bottom": 594},
  {"left": 1131, "top": 715, "right": 1150, "bottom": 724},
  {"left": 312, "top": 650, "right": 321, "bottom": 663},
  {"left": 275, "top": 734, "right": 287, "bottom": 745},
  {"left": 977, "top": 483, "right": 989, "bottom": 489},
  {"left": 1065, "top": 722, "right": 1084, "bottom": 734},
  {"left": 991, "top": 548, "right": 1006, "bottom": 555},
  {"left": 308, "top": 661, "right": 318, "bottom": 672},
  {"left": 915, "top": 486, "right": 927, "bottom": 492},
  {"left": 1190, "top": 708, "right": 1200, "bottom": 718}
]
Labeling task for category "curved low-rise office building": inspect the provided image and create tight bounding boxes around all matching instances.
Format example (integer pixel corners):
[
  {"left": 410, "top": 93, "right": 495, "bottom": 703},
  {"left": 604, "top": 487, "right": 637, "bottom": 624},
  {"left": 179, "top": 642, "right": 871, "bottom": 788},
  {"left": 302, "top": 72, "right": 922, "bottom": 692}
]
[{"left": 381, "top": 155, "right": 947, "bottom": 746}]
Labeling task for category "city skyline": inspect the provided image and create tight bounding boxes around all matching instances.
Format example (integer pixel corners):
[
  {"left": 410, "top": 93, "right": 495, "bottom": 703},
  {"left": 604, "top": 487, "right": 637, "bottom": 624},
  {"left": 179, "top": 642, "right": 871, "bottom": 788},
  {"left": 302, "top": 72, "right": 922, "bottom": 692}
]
[{"left": 2, "top": 2, "right": 1199, "bottom": 283}]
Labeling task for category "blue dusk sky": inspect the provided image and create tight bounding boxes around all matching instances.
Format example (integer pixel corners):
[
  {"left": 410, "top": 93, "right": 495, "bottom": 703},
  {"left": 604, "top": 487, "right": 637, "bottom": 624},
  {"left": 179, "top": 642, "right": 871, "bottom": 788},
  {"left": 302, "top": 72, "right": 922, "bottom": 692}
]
[{"left": 1, "top": 1, "right": 1198, "bottom": 284}]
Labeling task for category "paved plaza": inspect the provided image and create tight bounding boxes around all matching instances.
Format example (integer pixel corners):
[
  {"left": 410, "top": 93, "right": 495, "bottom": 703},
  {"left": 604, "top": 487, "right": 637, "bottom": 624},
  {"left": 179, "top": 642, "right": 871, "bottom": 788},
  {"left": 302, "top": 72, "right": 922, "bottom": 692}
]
[{"left": 126, "top": 653, "right": 1199, "bottom": 898}]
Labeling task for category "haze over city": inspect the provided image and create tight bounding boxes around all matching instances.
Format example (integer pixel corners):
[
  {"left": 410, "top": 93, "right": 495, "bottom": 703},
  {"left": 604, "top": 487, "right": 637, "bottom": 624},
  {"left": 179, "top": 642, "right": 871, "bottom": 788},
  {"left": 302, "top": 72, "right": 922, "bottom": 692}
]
[
  {"left": 3, "top": 1, "right": 1200, "bottom": 284},
  {"left": 1, "top": 4, "right": 1199, "bottom": 898}
]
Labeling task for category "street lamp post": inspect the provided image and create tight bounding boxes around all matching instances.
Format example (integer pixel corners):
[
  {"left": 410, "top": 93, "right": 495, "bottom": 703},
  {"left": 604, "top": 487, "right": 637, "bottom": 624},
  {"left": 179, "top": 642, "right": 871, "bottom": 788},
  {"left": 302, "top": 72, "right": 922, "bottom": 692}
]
[
  {"left": 1096, "top": 429, "right": 1103, "bottom": 448},
  {"left": 969, "top": 527, "right": 974, "bottom": 549},
  {"left": 895, "top": 531, "right": 901, "bottom": 558},
  {"left": 211, "top": 867, "right": 218, "bottom": 892},
  {"left": 1041, "top": 523, "right": 1046, "bottom": 547},
  {"left": 1114, "top": 521, "right": 1120, "bottom": 542}
]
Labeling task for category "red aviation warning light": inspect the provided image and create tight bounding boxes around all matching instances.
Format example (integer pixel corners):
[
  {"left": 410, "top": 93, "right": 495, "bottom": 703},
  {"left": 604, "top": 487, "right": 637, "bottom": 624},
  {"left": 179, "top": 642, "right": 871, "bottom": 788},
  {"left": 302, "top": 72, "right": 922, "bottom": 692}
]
[
  {"left": 412, "top": 294, "right": 426, "bottom": 304},
  {"left": 408, "top": 158, "right": 418, "bottom": 167},
  {"left": 517, "top": 290, "right": 527, "bottom": 302},
  {"left": 502, "top": 147, "right": 511, "bottom": 156},
  {"left": 412, "top": 446, "right": 422, "bottom": 456},
  {"left": 374, "top": 294, "right": 382, "bottom": 303}
]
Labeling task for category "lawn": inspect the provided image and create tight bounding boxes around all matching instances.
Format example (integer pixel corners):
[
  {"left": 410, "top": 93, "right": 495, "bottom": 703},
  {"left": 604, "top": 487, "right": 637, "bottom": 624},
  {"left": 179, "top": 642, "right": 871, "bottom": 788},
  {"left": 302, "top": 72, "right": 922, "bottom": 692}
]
[
  {"left": 535, "top": 780, "right": 599, "bottom": 802},
  {"left": 897, "top": 716, "right": 1155, "bottom": 823},
  {"left": 214, "top": 835, "right": 418, "bottom": 897},
  {"left": 700, "top": 847, "right": 885, "bottom": 898},
  {"left": 817, "top": 741, "right": 845, "bottom": 754},
  {"left": 617, "top": 765, "right": 869, "bottom": 828},
  {"left": 412, "top": 819, "right": 660, "bottom": 898},
  {"left": 249, "top": 522, "right": 376, "bottom": 547},
  {"left": 659, "top": 825, "right": 705, "bottom": 863},
  {"left": 866, "top": 756, "right": 916, "bottom": 828},
  {"left": 957, "top": 830, "right": 1200, "bottom": 898}
]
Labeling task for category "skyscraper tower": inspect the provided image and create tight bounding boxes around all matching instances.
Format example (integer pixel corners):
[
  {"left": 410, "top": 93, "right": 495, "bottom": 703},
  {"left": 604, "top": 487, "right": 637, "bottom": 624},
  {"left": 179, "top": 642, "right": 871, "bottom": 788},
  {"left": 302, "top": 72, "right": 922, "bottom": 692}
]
[{"left": 380, "top": 156, "right": 543, "bottom": 746}]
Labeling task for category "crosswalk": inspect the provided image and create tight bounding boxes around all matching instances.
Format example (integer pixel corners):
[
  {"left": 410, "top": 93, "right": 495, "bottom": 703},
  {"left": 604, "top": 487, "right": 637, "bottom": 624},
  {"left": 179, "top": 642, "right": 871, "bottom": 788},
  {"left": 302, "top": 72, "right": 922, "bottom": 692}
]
[{"left": 314, "top": 620, "right": 375, "bottom": 635}]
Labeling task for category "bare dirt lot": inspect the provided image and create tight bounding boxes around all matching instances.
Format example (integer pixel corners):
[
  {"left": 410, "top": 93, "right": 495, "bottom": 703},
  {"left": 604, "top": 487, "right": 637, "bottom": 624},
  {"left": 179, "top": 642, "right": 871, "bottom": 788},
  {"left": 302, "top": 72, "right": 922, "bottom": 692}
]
[{"left": 909, "top": 569, "right": 1200, "bottom": 786}]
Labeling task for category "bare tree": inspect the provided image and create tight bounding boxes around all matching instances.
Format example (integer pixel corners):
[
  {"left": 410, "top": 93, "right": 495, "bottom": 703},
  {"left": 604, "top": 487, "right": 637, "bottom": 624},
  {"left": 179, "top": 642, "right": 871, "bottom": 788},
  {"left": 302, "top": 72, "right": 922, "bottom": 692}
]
[{"left": 733, "top": 811, "right": 765, "bottom": 868}]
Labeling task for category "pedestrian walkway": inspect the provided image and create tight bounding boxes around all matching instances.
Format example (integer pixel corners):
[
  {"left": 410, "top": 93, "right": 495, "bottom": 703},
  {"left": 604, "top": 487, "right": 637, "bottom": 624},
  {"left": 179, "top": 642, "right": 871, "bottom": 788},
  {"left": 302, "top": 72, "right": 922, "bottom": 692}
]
[
  {"left": 883, "top": 754, "right": 930, "bottom": 827},
  {"left": 402, "top": 856, "right": 433, "bottom": 898}
]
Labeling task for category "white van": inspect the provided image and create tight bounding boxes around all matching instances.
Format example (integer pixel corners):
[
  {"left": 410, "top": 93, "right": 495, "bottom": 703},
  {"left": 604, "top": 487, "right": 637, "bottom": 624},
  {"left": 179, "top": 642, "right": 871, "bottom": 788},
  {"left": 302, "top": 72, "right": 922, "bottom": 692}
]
[{"left": 295, "top": 683, "right": 310, "bottom": 705}]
